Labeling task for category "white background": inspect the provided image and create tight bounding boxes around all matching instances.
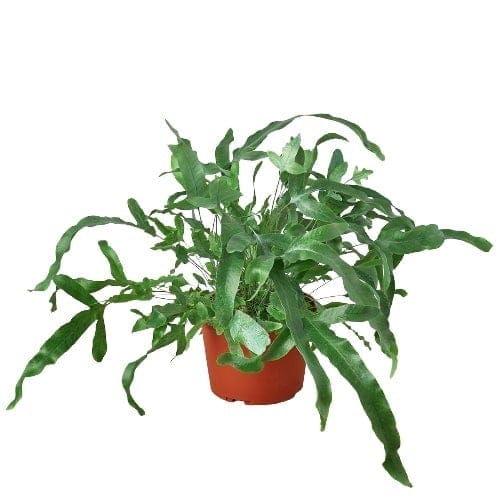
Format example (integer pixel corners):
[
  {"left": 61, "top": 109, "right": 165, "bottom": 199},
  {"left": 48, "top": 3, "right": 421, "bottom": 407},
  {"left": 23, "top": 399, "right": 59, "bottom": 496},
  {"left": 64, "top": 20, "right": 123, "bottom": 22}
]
[{"left": 1, "top": 1, "right": 499, "bottom": 498}]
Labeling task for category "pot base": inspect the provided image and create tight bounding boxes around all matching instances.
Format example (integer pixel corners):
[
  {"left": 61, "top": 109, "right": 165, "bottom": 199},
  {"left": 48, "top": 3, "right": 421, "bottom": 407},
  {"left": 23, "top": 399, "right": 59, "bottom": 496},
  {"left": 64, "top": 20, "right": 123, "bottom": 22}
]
[{"left": 202, "top": 324, "right": 306, "bottom": 405}]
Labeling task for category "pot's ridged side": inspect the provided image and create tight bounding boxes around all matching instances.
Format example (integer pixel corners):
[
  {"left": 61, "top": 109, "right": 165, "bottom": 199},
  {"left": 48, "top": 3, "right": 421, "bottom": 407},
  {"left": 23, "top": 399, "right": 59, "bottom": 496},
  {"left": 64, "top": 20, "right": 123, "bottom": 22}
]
[{"left": 202, "top": 324, "right": 306, "bottom": 405}]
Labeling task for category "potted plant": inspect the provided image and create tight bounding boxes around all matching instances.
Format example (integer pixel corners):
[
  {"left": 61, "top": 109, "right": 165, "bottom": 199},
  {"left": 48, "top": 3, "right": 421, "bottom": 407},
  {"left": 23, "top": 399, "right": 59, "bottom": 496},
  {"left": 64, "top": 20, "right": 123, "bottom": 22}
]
[{"left": 7, "top": 114, "right": 492, "bottom": 487}]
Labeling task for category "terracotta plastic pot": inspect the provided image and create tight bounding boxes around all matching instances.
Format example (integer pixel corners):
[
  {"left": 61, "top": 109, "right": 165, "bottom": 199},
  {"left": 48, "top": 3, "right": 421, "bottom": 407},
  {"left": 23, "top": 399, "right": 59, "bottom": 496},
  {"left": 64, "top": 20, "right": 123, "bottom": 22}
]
[{"left": 202, "top": 323, "right": 306, "bottom": 405}]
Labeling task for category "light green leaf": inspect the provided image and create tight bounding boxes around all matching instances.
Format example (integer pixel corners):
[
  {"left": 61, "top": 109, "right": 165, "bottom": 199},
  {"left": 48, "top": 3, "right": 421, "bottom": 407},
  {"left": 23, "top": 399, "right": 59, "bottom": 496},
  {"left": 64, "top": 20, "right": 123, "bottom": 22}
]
[
  {"left": 442, "top": 229, "right": 492, "bottom": 252},
  {"left": 292, "top": 194, "right": 344, "bottom": 223},
  {"left": 262, "top": 328, "right": 295, "bottom": 361},
  {"left": 7, "top": 309, "right": 98, "bottom": 410},
  {"left": 98, "top": 240, "right": 127, "bottom": 283},
  {"left": 270, "top": 262, "right": 332, "bottom": 430},
  {"left": 267, "top": 136, "right": 308, "bottom": 174},
  {"left": 216, "top": 352, "right": 264, "bottom": 372},
  {"left": 33, "top": 216, "right": 136, "bottom": 291},
  {"left": 305, "top": 319, "right": 412, "bottom": 487},
  {"left": 297, "top": 222, "right": 349, "bottom": 244},
  {"left": 53, "top": 274, "right": 99, "bottom": 308},
  {"left": 229, "top": 310, "right": 270, "bottom": 355},
  {"left": 127, "top": 198, "right": 156, "bottom": 236},
  {"left": 352, "top": 166, "right": 374, "bottom": 184}
]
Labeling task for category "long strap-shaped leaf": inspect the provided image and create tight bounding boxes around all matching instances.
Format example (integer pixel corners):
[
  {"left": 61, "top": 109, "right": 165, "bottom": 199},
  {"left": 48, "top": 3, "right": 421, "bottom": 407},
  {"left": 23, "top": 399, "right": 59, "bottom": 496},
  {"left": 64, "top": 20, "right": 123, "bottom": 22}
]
[
  {"left": 270, "top": 262, "right": 332, "bottom": 430},
  {"left": 33, "top": 216, "right": 137, "bottom": 291},
  {"left": 233, "top": 114, "right": 385, "bottom": 161},
  {"left": 304, "top": 319, "right": 412, "bottom": 487},
  {"left": 7, "top": 308, "right": 98, "bottom": 409},
  {"left": 122, "top": 329, "right": 184, "bottom": 415}
]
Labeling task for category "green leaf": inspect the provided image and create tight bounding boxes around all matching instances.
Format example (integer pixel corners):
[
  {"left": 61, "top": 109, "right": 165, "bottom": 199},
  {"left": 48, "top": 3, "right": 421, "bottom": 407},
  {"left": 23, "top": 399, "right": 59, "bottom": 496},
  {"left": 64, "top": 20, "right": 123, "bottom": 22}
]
[
  {"left": 285, "top": 240, "right": 379, "bottom": 307},
  {"left": 122, "top": 330, "right": 180, "bottom": 415},
  {"left": 267, "top": 136, "right": 308, "bottom": 174},
  {"left": 169, "top": 139, "right": 207, "bottom": 197},
  {"left": 53, "top": 274, "right": 99, "bottom": 307},
  {"left": 380, "top": 224, "right": 445, "bottom": 254},
  {"left": 327, "top": 149, "right": 348, "bottom": 182},
  {"left": 215, "top": 128, "right": 234, "bottom": 167},
  {"left": 270, "top": 262, "right": 332, "bottom": 430},
  {"left": 216, "top": 352, "right": 264, "bottom": 373},
  {"left": 127, "top": 198, "right": 156, "bottom": 236},
  {"left": 315, "top": 132, "right": 348, "bottom": 147},
  {"left": 92, "top": 308, "right": 107, "bottom": 362},
  {"left": 292, "top": 194, "right": 344, "bottom": 223},
  {"left": 132, "top": 309, "right": 167, "bottom": 332},
  {"left": 49, "top": 290, "right": 57, "bottom": 312},
  {"left": 305, "top": 319, "right": 412, "bottom": 487},
  {"left": 33, "top": 216, "right": 136, "bottom": 291},
  {"left": 98, "top": 240, "right": 127, "bottom": 283},
  {"left": 208, "top": 176, "right": 241, "bottom": 206},
  {"left": 7, "top": 309, "right": 98, "bottom": 410},
  {"left": 226, "top": 232, "right": 254, "bottom": 253},
  {"left": 317, "top": 304, "right": 378, "bottom": 325},
  {"left": 442, "top": 229, "right": 492, "bottom": 252},
  {"left": 244, "top": 255, "right": 275, "bottom": 288},
  {"left": 214, "top": 249, "right": 244, "bottom": 332},
  {"left": 234, "top": 114, "right": 384, "bottom": 161},
  {"left": 262, "top": 328, "right": 295, "bottom": 361},
  {"left": 229, "top": 310, "right": 270, "bottom": 355},
  {"left": 297, "top": 222, "right": 349, "bottom": 244},
  {"left": 352, "top": 166, "right": 374, "bottom": 184}
]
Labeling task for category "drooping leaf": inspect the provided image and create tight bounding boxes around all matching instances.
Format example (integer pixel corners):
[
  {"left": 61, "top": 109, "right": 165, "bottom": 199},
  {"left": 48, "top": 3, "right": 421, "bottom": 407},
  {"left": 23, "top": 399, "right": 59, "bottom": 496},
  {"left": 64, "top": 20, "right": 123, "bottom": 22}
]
[
  {"left": 305, "top": 319, "right": 412, "bottom": 487},
  {"left": 442, "top": 229, "right": 492, "bottom": 252},
  {"left": 92, "top": 308, "right": 107, "bottom": 362},
  {"left": 33, "top": 216, "right": 136, "bottom": 291},
  {"left": 53, "top": 274, "right": 99, "bottom": 308},
  {"left": 229, "top": 310, "right": 270, "bottom": 355},
  {"left": 122, "top": 329, "right": 180, "bottom": 415},
  {"left": 127, "top": 198, "right": 156, "bottom": 236},
  {"left": 98, "top": 240, "right": 127, "bottom": 283},
  {"left": 7, "top": 309, "right": 98, "bottom": 410},
  {"left": 315, "top": 132, "right": 348, "bottom": 147},
  {"left": 215, "top": 128, "right": 234, "bottom": 167},
  {"left": 285, "top": 239, "right": 379, "bottom": 307},
  {"left": 216, "top": 352, "right": 264, "bottom": 372},
  {"left": 380, "top": 224, "right": 445, "bottom": 254},
  {"left": 262, "top": 328, "right": 295, "bottom": 361},
  {"left": 270, "top": 262, "right": 332, "bottom": 430},
  {"left": 317, "top": 304, "right": 378, "bottom": 325}
]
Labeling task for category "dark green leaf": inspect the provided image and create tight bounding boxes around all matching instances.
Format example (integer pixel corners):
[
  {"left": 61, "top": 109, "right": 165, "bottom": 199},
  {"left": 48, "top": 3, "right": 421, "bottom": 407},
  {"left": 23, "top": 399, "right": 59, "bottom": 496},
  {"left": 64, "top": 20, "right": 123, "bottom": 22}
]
[
  {"left": 92, "top": 308, "right": 107, "bottom": 362},
  {"left": 49, "top": 290, "right": 57, "bottom": 312},
  {"left": 270, "top": 262, "right": 332, "bottom": 430},
  {"left": 262, "top": 329, "right": 295, "bottom": 361},
  {"left": 7, "top": 309, "right": 98, "bottom": 410},
  {"left": 380, "top": 224, "right": 445, "bottom": 254},
  {"left": 127, "top": 198, "right": 156, "bottom": 236},
  {"left": 315, "top": 132, "right": 348, "bottom": 147},
  {"left": 317, "top": 304, "right": 378, "bottom": 324},
  {"left": 244, "top": 255, "right": 275, "bottom": 288},
  {"left": 53, "top": 274, "right": 99, "bottom": 307},
  {"left": 98, "top": 240, "right": 127, "bottom": 283},
  {"left": 327, "top": 149, "right": 348, "bottom": 182},
  {"left": 33, "top": 216, "right": 136, "bottom": 291},
  {"left": 305, "top": 319, "right": 411, "bottom": 487},
  {"left": 226, "top": 232, "right": 254, "bottom": 253},
  {"left": 442, "top": 229, "right": 492, "bottom": 252}
]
